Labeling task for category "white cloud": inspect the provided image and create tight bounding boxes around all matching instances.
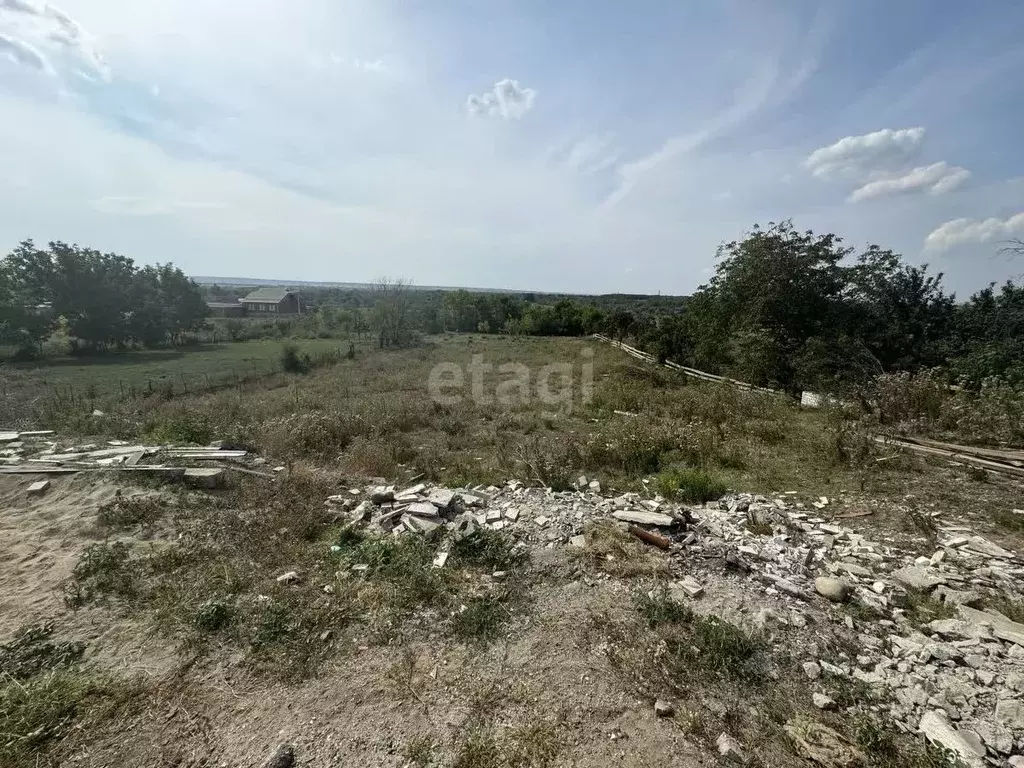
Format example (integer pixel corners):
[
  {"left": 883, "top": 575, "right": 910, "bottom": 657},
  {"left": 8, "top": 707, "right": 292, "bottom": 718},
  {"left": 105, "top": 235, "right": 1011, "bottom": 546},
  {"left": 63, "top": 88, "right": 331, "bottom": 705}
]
[
  {"left": 849, "top": 161, "right": 970, "bottom": 202},
  {"left": 0, "top": 30, "right": 47, "bottom": 70},
  {"left": 466, "top": 78, "right": 536, "bottom": 119},
  {"left": 804, "top": 127, "right": 925, "bottom": 180},
  {"left": 0, "top": 0, "right": 109, "bottom": 82},
  {"left": 924, "top": 212, "right": 1024, "bottom": 251}
]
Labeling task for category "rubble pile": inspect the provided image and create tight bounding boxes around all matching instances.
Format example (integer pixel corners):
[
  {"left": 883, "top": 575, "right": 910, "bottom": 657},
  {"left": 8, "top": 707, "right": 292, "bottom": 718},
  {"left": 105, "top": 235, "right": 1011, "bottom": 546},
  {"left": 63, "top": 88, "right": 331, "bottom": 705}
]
[
  {"left": 0, "top": 429, "right": 276, "bottom": 486},
  {"left": 329, "top": 478, "right": 1024, "bottom": 764}
]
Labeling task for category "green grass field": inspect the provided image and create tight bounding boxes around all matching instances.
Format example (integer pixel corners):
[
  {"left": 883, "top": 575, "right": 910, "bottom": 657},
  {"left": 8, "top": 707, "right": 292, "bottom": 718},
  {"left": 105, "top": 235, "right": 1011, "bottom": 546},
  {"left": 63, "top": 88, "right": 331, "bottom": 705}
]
[{"left": 0, "top": 339, "right": 346, "bottom": 427}]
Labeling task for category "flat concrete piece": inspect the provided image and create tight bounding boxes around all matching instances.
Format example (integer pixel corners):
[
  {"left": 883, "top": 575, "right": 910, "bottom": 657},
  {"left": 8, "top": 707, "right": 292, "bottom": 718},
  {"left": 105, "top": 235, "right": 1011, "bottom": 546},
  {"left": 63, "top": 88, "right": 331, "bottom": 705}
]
[
  {"left": 184, "top": 467, "right": 226, "bottom": 488},
  {"left": 27, "top": 480, "right": 50, "bottom": 495}
]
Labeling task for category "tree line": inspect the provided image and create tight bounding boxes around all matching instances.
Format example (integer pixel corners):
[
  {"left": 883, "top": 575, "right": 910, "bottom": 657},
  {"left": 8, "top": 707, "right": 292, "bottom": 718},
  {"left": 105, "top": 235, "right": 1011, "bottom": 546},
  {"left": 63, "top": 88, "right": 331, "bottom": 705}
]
[{"left": 1, "top": 240, "right": 207, "bottom": 357}]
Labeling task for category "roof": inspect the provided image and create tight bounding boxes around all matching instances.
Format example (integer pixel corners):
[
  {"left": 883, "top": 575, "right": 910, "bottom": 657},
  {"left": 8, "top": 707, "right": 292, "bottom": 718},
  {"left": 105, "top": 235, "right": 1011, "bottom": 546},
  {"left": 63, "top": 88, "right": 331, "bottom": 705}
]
[{"left": 239, "top": 287, "right": 297, "bottom": 303}]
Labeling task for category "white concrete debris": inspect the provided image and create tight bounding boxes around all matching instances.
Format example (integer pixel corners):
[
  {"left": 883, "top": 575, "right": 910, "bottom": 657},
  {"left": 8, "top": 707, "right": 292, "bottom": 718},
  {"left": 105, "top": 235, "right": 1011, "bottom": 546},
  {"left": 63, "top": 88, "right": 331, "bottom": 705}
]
[
  {"left": 326, "top": 479, "right": 1024, "bottom": 749},
  {"left": 716, "top": 732, "right": 746, "bottom": 763},
  {"left": 918, "top": 711, "right": 987, "bottom": 767}
]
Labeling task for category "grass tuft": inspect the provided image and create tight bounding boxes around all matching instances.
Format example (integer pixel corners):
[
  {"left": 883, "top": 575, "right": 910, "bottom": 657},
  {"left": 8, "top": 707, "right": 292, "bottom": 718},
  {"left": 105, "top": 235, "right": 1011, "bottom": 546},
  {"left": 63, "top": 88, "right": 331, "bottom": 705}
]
[{"left": 654, "top": 467, "right": 727, "bottom": 503}]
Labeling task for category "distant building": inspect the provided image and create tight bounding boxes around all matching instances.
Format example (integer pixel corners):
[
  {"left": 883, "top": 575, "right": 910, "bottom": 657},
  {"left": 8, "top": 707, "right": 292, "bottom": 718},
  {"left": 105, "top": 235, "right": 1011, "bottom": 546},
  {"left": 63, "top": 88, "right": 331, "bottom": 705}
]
[
  {"left": 240, "top": 288, "right": 302, "bottom": 315},
  {"left": 205, "top": 288, "right": 302, "bottom": 317},
  {"left": 206, "top": 301, "right": 246, "bottom": 318}
]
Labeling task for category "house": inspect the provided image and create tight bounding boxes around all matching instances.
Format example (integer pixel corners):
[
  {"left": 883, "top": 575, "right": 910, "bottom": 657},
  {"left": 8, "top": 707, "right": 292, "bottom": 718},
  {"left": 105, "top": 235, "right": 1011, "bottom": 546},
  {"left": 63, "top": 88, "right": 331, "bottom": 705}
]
[
  {"left": 238, "top": 288, "right": 302, "bottom": 315},
  {"left": 206, "top": 301, "right": 246, "bottom": 318}
]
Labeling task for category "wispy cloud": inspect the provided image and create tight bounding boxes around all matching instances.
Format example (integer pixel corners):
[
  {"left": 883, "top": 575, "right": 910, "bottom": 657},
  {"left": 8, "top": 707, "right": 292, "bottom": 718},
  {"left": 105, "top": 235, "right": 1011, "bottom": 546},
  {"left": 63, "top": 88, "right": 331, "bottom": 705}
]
[
  {"left": 849, "top": 161, "right": 970, "bottom": 202},
  {"left": 805, "top": 127, "right": 925, "bottom": 179},
  {"left": 0, "top": 0, "right": 109, "bottom": 82},
  {"left": 924, "top": 212, "right": 1024, "bottom": 251},
  {"left": 466, "top": 78, "right": 536, "bottom": 119}
]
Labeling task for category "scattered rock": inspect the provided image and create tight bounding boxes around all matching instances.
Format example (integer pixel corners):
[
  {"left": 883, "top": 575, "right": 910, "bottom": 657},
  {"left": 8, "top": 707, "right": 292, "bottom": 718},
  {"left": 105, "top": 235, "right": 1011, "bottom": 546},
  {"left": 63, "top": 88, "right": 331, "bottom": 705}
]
[
  {"left": 26, "top": 480, "right": 50, "bottom": 495},
  {"left": 802, "top": 661, "right": 822, "bottom": 680},
  {"left": 994, "top": 699, "right": 1024, "bottom": 730},
  {"left": 262, "top": 743, "right": 295, "bottom": 768},
  {"left": 814, "top": 576, "right": 851, "bottom": 602},
  {"left": 611, "top": 510, "right": 675, "bottom": 527},
  {"left": 812, "top": 693, "right": 836, "bottom": 710},
  {"left": 784, "top": 718, "right": 864, "bottom": 768},
  {"left": 716, "top": 732, "right": 745, "bottom": 763},
  {"left": 275, "top": 571, "right": 301, "bottom": 585},
  {"left": 654, "top": 699, "right": 674, "bottom": 718},
  {"left": 918, "top": 711, "right": 986, "bottom": 767},
  {"left": 891, "top": 566, "right": 945, "bottom": 591}
]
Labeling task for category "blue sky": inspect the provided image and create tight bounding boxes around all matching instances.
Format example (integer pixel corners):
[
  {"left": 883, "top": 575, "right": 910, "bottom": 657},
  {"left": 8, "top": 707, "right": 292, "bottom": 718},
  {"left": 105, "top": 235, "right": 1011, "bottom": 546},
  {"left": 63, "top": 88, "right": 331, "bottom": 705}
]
[{"left": 1, "top": 0, "right": 1022, "bottom": 295}]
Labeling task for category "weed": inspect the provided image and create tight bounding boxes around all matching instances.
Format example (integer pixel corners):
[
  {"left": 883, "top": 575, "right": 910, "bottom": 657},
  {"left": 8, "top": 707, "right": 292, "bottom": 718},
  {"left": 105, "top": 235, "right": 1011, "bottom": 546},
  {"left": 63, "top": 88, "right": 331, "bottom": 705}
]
[
  {"left": 64, "top": 541, "right": 136, "bottom": 607},
  {"left": 452, "top": 729, "right": 502, "bottom": 768},
  {"left": 745, "top": 519, "right": 774, "bottom": 536},
  {"left": 654, "top": 467, "right": 726, "bottom": 503},
  {"left": 634, "top": 588, "right": 693, "bottom": 628},
  {"left": 193, "top": 599, "right": 234, "bottom": 632},
  {"left": 450, "top": 594, "right": 508, "bottom": 644},
  {"left": 993, "top": 509, "right": 1024, "bottom": 532},
  {"left": 899, "top": 589, "right": 956, "bottom": 627},
  {"left": 985, "top": 596, "right": 1024, "bottom": 623},
  {"left": 404, "top": 735, "right": 435, "bottom": 767},
  {"left": 450, "top": 529, "right": 528, "bottom": 571},
  {"left": 664, "top": 613, "right": 765, "bottom": 685},
  {"left": 95, "top": 495, "right": 167, "bottom": 530},
  {"left": 0, "top": 670, "right": 95, "bottom": 766},
  {"left": 0, "top": 624, "right": 85, "bottom": 680}
]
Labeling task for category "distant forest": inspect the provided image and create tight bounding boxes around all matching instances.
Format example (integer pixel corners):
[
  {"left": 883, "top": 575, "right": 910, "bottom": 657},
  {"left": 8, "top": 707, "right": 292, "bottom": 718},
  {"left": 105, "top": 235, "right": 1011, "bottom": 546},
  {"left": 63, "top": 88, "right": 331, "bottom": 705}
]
[{"left": 4, "top": 224, "right": 1024, "bottom": 394}]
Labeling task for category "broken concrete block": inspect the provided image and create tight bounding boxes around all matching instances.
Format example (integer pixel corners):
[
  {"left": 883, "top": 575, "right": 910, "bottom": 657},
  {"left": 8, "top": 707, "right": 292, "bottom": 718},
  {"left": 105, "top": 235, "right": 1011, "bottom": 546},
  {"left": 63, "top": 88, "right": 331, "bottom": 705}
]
[
  {"left": 587, "top": 479, "right": 601, "bottom": 493},
  {"left": 369, "top": 486, "right": 394, "bottom": 504},
  {"left": 611, "top": 510, "right": 674, "bottom": 526},
  {"left": 891, "top": 565, "right": 945, "bottom": 591},
  {"left": 406, "top": 501, "right": 440, "bottom": 519},
  {"left": 397, "top": 483, "right": 426, "bottom": 497},
  {"left": 959, "top": 605, "right": 1024, "bottom": 646},
  {"left": 812, "top": 693, "right": 836, "bottom": 710},
  {"left": 276, "top": 571, "right": 301, "bottom": 585},
  {"left": 26, "top": 480, "right": 50, "bottom": 495},
  {"left": 568, "top": 534, "right": 586, "bottom": 548},
  {"left": 432, "top": 552, "right": 449, "bottom": 569},
  {"left": 402, "top": 513, "right": 441, "bottom": 534},
  {"left": 964, "top": 535, "right": 1013, "bottom": 559},
  {"left": 654, "top": 699, "right": 674, "bottom": 717},
  {"left": 427, "top": 488, "right": 457, "bottom": 510},
  {"left": 918, "top": 711, "right": 986, "bottom": 767},
  {"left": 676, "top": 576, "right": 705, "bottom": 599}
]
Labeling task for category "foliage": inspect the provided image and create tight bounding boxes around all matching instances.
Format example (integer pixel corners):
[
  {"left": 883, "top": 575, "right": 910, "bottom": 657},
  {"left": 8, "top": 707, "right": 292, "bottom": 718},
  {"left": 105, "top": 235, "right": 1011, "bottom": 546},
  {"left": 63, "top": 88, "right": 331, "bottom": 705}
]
[
  {"left": 1, "top": 239, "right": 207, "bottom": 356},
  {"left": 654, "top": 467, "right": 727, "bottom": 503}
]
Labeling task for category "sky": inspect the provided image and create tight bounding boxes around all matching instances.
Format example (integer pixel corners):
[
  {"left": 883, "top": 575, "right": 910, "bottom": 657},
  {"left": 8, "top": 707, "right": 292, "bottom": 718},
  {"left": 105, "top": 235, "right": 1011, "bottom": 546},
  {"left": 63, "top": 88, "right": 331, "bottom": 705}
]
[{"left": 1, "top": 0, "right": 1022, "bottom": 296}]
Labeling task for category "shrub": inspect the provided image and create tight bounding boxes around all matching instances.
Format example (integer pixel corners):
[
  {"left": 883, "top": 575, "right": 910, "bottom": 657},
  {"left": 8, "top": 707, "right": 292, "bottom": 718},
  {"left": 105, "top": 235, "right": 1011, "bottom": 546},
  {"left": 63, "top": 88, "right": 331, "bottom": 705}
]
[
  {"left": 280, "top": 343, "right": 312, "bottom": 374},
  {"left": 654, "top": 467, "right": 726, "bottom": 503}
]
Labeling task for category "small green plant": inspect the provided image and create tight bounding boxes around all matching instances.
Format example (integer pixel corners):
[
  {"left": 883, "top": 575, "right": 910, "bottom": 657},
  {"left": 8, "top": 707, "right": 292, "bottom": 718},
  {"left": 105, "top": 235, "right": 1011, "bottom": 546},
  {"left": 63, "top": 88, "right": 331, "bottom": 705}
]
[
  {"left": 0, "top": 670, "right": 95, "bottom": 766},
  {"left": 993, "top": 509, "right": 1024, "bottom": 532},
  {"left": 450, "top": 529, "right": 527, "bottom": 571},
  {"left": 654, "top": 467, "right": 727, "bottom": 503},
  {"left": 450, "top": 594, "right": 508, "bottom": 644},
  {"left": 64, "top": 541, "right": 136, "bottom": 607},
  {"left": 0, "top": 624, "right": 85, "bottom": 680},
  {"left": 96, "top": 496, "right": 166, "bottom": 530},
  {"left": 404, "top": 735, "right": 435, "bottom": 767},
  {"left": 193, "top": 599, "right": 233, "bottom": 632},
  {"left": 899, "top": 589, "right": 956, "bottom": 627},
  {"left": 634, "top": 588, "right": 693, "bottom": 628}
]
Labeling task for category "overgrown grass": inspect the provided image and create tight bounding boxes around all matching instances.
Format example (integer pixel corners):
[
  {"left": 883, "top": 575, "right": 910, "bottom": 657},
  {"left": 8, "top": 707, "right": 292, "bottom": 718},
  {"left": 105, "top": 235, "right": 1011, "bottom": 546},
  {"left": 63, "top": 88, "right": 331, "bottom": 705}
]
[
  {"left": 899, "top": 589, "right": 957, "bottom": 627},
  {"left": 0, "top": 625, "right": 138, "bottom": 768},
  {"left": 571, "top": 521, "right": 671, "bottom": 579},
  {"left": 654, "top": 467, "right": 727, "bottom": 503},
  {"left": 451, "top": 722, "right": 560, "bottom": 768}
]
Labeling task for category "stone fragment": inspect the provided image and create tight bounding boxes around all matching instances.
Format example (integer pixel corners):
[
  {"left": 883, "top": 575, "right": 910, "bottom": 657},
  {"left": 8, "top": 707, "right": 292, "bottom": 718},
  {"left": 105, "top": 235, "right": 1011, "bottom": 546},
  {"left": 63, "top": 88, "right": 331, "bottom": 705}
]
[
  {"left": 369, "top": 485, "right": 394, "bottom": 503},
  {"left": 397, "top": 483, "right": 426, "bottom": 497},
  {"left": 588, "top": 479, "right": 601, "bottom": 493},
  {"left": 276, "top": 571, "right": 301, "bottom": 585},
  {"left": 654, "top": 699, "right": 674, "bottom": 717},
  {"left": 995, "top": 699, "right": 1024, "bottom": 730},
  {"left": 568, "top": 535, "right": 587, "bottom": 548},
  {"left": 432, "top": 552, "right": 449, "bottom": 569},
  {"left": 918, "top": 711, "right": 986, "bottom": 767},
  {"left": 426, "top": 488, "right": 457, "bottom": 510},
  {"left": 262, "top": 743, "right": 295, "bottom": 768},
  {"left": 835, "top": 561, "right": 871, "bottom": 578},
  {"left": 814, "top": 576, "right": 851, "bottom": 602},
  {"left": 891, "top": 566, "right": 945, "bottom": 591},
  {"left": 964, "top": 536, "right": 1013, "bottom": 558},
  {"left": 406, "top": 501, "right": 440, "bottom": 518},
  {"left": 784, "top": 718, "right": 863, "bottom": 767},
  {"left": 611, "top": 510, "right": 674, "bottom": 526},
  {"left": 803, "top": 661, "right": 821, "bottom": 680},
  {"left": 26, "top": 480, "right": 50, "bottom": 495},
  {"left": 812, "top": 693, "right": 836, "bottom": 710},
  {"left": 716, "top": 732, "right": 745, "bottom": 763},
  {"left": 959, "top": 605, "right": 1024, "bottom": 647}
]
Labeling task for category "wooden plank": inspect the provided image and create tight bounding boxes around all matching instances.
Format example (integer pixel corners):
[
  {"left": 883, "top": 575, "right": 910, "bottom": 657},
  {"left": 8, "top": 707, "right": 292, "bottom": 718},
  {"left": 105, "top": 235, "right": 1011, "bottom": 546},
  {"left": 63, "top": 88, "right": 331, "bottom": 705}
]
[
  {"left": 878, "top": 437, "right": 1024, "bottom": 479},
  {"left": 899, "top": 436, "right": 1024, "bottom": 465}
]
